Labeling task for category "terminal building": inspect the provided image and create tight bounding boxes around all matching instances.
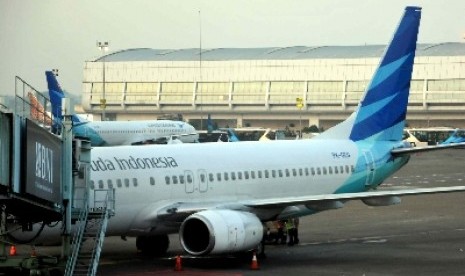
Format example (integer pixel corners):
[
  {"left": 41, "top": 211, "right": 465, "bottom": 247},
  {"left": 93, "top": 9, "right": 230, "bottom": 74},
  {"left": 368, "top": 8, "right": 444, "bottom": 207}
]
[{"left": 81, "top": 42, "right": 465, "bottom": 130}]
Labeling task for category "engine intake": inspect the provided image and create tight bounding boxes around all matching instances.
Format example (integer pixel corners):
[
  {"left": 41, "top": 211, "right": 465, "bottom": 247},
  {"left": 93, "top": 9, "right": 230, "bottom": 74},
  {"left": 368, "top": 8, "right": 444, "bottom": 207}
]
[{"left": 179, "top": 210, "right": 263, "bottom": 256}]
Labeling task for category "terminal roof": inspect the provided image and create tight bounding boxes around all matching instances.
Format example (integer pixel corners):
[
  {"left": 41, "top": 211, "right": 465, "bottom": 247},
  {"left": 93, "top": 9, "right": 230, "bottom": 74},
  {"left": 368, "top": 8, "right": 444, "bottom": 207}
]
[{"left": 94, "top": 43, "right": 465, "bottom": 62}]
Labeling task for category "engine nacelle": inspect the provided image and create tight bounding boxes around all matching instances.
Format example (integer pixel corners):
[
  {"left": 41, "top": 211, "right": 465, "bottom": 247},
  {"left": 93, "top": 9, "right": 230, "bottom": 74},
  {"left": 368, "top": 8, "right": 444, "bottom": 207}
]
[{"left": 179, "top": 210, "right": 263, "bottom": 256}]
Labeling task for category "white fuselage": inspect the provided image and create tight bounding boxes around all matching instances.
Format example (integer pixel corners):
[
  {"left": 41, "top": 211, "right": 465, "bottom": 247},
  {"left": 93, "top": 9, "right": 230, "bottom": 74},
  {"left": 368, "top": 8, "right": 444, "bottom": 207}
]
[
  {"left": 89, "top": 139, "right": 369, "bottom": 236},
  {"left": 75, "top": 120, "right": 198, "bottom": 146}
]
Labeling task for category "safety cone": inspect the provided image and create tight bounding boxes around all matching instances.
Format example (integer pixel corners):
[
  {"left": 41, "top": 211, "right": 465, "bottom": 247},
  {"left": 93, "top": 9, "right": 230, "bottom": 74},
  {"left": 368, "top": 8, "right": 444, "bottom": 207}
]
[
  {"left": 250, "top": 251, "right": 260, "bottom": 270},
  {"left": 174, "top": 255, "right": 183, "bottom": 271},
  {"left": 9, "top": 245, "right": 17, "bottom": 256}
]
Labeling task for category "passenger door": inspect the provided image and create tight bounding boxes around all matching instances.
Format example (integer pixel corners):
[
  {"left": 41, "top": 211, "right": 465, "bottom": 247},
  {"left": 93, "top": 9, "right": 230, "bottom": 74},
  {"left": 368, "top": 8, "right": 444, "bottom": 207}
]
[
  {"left": 363, "top": 151, "right": 376, "bottom": 187},
  {"left": 185, "top": 170, "right": 194, "bottom": 193},
  {"left": 198, "top": 169, "right": 208, "bottom": 193}
]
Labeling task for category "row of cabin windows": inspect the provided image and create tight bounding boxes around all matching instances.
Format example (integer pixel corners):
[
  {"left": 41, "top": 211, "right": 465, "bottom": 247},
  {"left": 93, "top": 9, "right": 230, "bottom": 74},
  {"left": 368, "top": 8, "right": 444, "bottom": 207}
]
[
  {"left": 91, "top": 164, "right": 356, "bottom": 190},
  {"left": 90, "top": 178, "right": 140, "bottom": 190},
  {"left": 91, "top": 176, "right": 157, "bottom": 190},
  {"left": 164, "top": 165, "right": 355, "bottom": 185}
]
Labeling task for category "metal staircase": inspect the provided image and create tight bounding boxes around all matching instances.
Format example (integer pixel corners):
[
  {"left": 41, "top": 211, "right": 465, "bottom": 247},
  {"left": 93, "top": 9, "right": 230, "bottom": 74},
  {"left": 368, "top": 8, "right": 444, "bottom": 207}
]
[{"left": 65, "top": 189, "right": 115, "bottom": 276}]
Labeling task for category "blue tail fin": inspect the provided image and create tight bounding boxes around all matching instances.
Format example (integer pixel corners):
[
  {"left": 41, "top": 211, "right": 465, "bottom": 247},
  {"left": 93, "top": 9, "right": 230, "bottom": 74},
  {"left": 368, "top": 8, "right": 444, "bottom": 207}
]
[
  {"left": 46, "top": 71, "right": 64, "bottom": 94},
  {"left": 317, "top": 7, "right": 421, "bottom": 142},
  {"left": 46, "top": 71, "right": 64, "bottom": 119},
  {"left": 45, "top": 71, "right": 82, "bottom": 123},
  {"left": 227, "top": 129, "right": 240, "bottom": 142}
]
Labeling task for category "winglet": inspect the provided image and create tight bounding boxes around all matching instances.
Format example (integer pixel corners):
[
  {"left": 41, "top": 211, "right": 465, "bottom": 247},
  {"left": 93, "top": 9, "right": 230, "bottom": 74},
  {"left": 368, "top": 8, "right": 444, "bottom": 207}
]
[{"left": 316, "top": 7, "right": 421, "bottom": 142}]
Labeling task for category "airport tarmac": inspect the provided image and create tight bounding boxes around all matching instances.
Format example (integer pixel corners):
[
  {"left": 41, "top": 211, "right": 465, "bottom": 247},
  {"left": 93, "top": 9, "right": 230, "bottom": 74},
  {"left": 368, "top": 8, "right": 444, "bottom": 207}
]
[{"left": 33, "top": 149, "right": 465, "bottom": 275}]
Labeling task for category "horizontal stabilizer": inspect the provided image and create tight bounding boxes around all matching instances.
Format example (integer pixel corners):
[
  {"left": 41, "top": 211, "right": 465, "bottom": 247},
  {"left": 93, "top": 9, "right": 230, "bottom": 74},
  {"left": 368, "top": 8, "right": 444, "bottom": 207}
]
[{"left": 391, "top": 142, "right": 465, "bottom": 156}]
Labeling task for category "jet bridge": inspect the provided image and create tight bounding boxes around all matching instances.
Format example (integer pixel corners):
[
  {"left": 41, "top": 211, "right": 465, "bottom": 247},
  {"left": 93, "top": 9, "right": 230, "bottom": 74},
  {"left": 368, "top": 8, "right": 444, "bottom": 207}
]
[
  {"left": 0, "top": 78, "right": 62, "bottom": 226},
  {"left": 0, "top": 77, "right": 113, "bottom": 275}
]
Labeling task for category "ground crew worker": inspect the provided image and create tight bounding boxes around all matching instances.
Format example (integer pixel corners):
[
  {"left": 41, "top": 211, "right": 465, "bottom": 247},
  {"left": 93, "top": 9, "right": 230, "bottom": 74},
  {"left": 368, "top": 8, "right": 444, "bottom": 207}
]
[
  {"left": 275, "top": 220, "right": 287, "bottom": 244},
  {"left": 294, "top": 217, "right": 300, "bottom": 244},
  {"left": 285, "top": 218, "right": 297, "bottom": 246}
]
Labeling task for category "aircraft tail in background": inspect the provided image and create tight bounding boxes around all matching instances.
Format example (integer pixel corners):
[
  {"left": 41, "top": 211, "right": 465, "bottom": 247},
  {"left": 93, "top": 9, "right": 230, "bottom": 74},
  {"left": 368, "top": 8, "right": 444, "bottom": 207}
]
[
  {"left": 45, "top": 71, "right": 83, "bottom": 123},
  {"left": 316, "top": 6, "right": 421, "bottom": 143},
  {"left": 45, "top": 71, "right": 64, "bottom": 94}
]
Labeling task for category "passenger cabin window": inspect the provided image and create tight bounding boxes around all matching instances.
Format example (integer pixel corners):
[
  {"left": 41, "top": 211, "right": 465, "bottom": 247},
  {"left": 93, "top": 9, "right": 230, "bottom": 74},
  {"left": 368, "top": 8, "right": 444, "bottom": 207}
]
[
  {"left": 133, "top": 178, "right": 138, "bottom": 187},
  {"left": 98, "top": 180, "right": 104, "bottom": 189},
  {"left": 150, "top": 177, "right": 156, "bottom": 186},
  {"left": 278, "top": 170, "right": 283, "bottom": 177},
  {"left": 224, "top": 172, "right": 229, "bottom": 181},
  {"left": 165, "top": 176, "right": 170, "bottom": 185},
  {"left": 244, "top": 171, "right": 249, "bottom": 179},
  {"left": 200, "top": 173, "right": 206, "bottom": 183},
  {"left": 209, "top": 173, "right": 214, "bottom": 182},
  {"left": 179, "top": 175, "right": 185, "bottom": 184},
  {"left": 299, "top": 168, "right": 303, "bottom": 176},
  {"left": 285, "top": 169, "right": 290, "bottom": 177},
  {"left": 317, "top": 168, "right": 321, "bottom": 175},
  {"left": 238, "top": 172, "right": 242, "bottom": 180},
  {"left": 258, "top": 171, "right": 262, "bottom": 178},
  {"left": 172, "top": 176, "right": 178, "bottom": 184},
  {"left": 117, "top": 179, "right": 122, "bottom": 188},
  {"left": 265, "top": 170, "right": 269, "bottom": 178},
  {"left": 124, "top": 178, "right": 130, "bottom": 187},
  {"left": 187, "top": 174, "right": 193, "bottom": 183},
  {"left": 231, "top": 172, "right": 236, "bottom": 180},
  {"left": 272, "top": 170, "right": 276, "bottom": 178},
  {"left": 217, "top": 173, "right": 222, "bottom": 181},
  {"left": 251, "top": 171, "right": 255, "bottom": 179},
  {"left": 107, "top": 180, "right": 113, "bottom": 189},
  {"left": 90, "top": 181, "right": 95, "bottom": 190}
]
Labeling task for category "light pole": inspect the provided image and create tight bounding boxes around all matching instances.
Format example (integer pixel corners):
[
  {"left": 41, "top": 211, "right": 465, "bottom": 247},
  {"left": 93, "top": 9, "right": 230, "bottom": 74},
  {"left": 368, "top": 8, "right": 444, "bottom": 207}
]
[
  {"left": 296, "top": 97, "right": 304, "bottom": 138},
  {"left": 97, "top": 41, "right": 109, "bottom": 121}
]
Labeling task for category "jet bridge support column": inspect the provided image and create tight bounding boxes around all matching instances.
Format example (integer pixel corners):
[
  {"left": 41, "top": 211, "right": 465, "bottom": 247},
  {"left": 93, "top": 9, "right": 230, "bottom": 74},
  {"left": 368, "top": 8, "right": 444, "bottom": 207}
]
[{"left": 61, "top": 98, "right": 73, "bottom": 259}]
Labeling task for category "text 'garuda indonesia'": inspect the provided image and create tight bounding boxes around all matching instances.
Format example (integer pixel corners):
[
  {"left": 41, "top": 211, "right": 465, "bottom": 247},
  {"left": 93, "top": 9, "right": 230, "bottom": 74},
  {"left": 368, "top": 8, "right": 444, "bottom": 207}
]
[{"left": 91, "top": 156, "right": 178, "bottom": 172}]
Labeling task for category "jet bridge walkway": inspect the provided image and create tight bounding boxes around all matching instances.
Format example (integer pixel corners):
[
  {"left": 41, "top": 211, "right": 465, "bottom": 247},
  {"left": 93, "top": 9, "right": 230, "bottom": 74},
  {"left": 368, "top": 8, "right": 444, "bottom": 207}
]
[{"left": 0, "top": 76, "right": 115, "bottom": 275}]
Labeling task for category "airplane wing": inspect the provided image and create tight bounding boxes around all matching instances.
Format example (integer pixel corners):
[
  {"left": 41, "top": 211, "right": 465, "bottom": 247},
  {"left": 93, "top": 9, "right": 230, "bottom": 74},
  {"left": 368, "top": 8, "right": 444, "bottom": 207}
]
[
  {"left": 241, "top": 185, "right": 465, "bottom": 209},
  {"left": 154, "top": 185, "right": 465, "bottom": 223},
  {"left": 391, "top": 142, "right": 465, "bottom": 156}
]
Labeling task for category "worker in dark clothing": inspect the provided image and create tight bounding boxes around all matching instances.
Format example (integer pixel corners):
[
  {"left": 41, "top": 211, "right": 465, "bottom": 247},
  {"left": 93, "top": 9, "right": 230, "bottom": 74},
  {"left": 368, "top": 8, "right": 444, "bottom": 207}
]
[
  {"left": 285, "top": 218, "right": 297, "bottom": 246},
  {"left": 275, "top": 220, "right": 287, "bottom": 244},
  {"left": 294, "top": 217, "right": 300, "bottom": 244}
]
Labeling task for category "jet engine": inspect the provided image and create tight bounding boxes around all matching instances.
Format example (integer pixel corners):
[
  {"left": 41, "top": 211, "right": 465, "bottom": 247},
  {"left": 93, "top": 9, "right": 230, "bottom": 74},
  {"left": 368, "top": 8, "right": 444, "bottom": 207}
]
[{"left": 179, "top": 210, "right": 263, "bottom": 256}]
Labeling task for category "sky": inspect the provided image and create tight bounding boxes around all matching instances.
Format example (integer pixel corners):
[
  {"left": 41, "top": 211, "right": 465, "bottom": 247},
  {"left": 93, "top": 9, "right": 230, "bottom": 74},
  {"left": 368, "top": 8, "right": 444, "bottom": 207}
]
[{"left": 1, "top": 0, "right": 464, "bottom": 98}]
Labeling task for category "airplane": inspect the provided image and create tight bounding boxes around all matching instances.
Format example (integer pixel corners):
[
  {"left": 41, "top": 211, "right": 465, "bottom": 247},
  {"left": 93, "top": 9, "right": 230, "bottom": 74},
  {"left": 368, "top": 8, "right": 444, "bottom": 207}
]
[
  {"left": 11, "top": 6, "right": 465, "bottom": 258},
  {"left": 45, "top": 71, "right": 199, "bottom": 146},
  {"left": 204, "top": 114, "right": 240, "bottom": 142}
]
